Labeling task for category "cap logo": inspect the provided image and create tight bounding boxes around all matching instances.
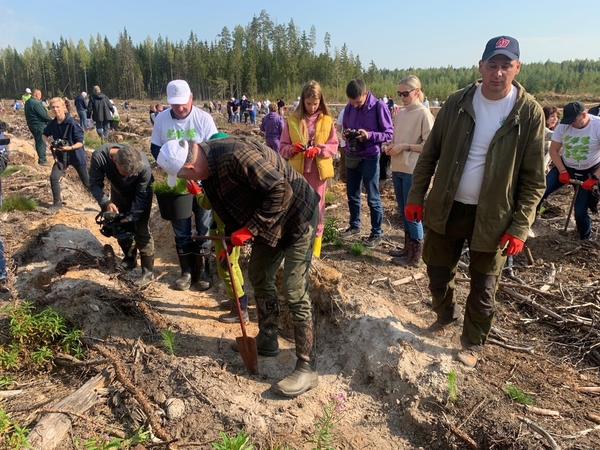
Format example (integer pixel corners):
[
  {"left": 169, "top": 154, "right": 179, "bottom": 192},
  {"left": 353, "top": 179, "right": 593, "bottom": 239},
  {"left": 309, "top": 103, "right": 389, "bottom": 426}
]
[{"left": 496, "top": 38, "right": 510, "bottom": 49}]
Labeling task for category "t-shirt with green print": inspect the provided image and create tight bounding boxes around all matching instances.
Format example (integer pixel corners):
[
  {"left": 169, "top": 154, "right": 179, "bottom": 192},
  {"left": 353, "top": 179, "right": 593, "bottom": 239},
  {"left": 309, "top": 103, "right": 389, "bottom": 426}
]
[
  {"left": 552, "top": 115, "right": 600, "bottom": 170},
  {"left": 150, "top": 106, "right": 218, "bottom": 149}
]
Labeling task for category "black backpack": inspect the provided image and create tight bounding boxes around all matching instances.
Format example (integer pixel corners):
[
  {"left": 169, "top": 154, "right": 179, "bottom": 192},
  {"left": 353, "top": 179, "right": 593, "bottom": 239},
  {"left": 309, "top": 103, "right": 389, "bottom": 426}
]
[{"left": 589, "top": 104, "right": 600, "bottom": 116}]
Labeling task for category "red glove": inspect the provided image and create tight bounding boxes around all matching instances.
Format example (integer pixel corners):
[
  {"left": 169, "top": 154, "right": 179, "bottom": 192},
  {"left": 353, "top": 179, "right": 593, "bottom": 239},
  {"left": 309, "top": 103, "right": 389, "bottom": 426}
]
[
  {"left": 292, "top": 142, "right": 305, "bottom": 154},
  {"left": 231, "top": 227, "right": 254, "bottom": 246},
  {"left": 186, "top": 180, "right": 202, "bottom": 196},
  {"left": 218, "top": 243, "right": 234, "bottom": 270},
  {"left": 404, "top": 204, "right": 423, "bottom": 222},
  {"left": 558, "top": 170, "right": 570, "bottom": 185},
  {"left": 499, "top": 233, "right": 525, "bottom": 255},
  {"left": 581, "top": 177, "right": 599, "bottom": 191},
  {"left": 304, "top": 147, "right": 319, "bottom": 158}
]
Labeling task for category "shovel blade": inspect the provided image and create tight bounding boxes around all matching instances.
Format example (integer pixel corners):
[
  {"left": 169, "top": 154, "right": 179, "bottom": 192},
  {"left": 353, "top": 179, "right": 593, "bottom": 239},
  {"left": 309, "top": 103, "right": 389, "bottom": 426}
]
[{"left": 236, "top": 336, "right": 259, "bottom": 375}]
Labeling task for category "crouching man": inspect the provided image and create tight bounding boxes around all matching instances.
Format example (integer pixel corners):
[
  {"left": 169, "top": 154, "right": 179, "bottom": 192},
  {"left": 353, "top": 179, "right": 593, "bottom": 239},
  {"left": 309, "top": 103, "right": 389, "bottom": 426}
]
[
  {"left": 89, "top": 144, "right": 155, "bottom": 286},
  {"left": 157, "top": 136, "right": 320, "bottom": 397}
]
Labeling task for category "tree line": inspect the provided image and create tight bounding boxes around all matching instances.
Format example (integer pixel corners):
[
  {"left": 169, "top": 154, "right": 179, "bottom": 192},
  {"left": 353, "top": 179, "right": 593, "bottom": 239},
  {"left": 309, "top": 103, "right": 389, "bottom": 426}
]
[{"left": 1, "top": 10, "right": 599, "bottom": 104}]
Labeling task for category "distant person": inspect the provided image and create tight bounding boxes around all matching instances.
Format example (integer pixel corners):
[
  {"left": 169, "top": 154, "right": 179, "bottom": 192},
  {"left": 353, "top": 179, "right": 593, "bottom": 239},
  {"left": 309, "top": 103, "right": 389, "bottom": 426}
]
[
  {"left": 387, "top": 95, "right": 395, "bottom": 116},
  {"left": 74, "top": 91, "right": 88, "bottom": 129},
  {"left": 406, "top": 35, "right": 545, "bottom": 368},
  {"left": 335, "top": 107, "right": 346, "bottom": 182},
  {"left": 24, "top": 89, "right": 51, "bottom": 166},
  {"left": 340, "top": 79, "right": 394, "bottom": 248},
  {"left": 386, "top": 75, "right": 434, "bottom": 267},
  {"left": 541, "top": 101, "right": 600, "bottom": 239},
  {"left": 0, "top": 125, "right": 8, "bottom": 286},
  {"left": 42, "top": 97, "right": 90, "bottom": 208},
  {"left": 89, "top": 144, "right": 154, "bottom": 286},
  {"left": 64, "top": 97, "right": 72, "bottom": 115},
  {"left": 22, "top": 88, "right": 32, "bottom": 105},
  {"left": 277, "top": 98, "right": 285, "bottom": 116},
  {"left": 149, "top": 104, "right": 157, "bottom": 125},
  {"left": 279, "top": 80, "right": 338, "bottom": 258},
  {"left": 109, "top": 100, "right": 120, "bottom": 131},
  {"left": 247, "top": 99, "right": 257, "bottom": 125},
  {"left": 13, "top": 100, "right": 20, "bottom": 112},
  {"left": 240, "top": 95, "right": 248, "bottom": 123},
  {"left": 150, "top": 79, "right": 217, "bottom": 292},
  {"left": 87, "top": 85, "right": 114, "bottom": 140},
  {"left": 422, "top": 97, "right": 429, "bottom": 108},
  {"left": 433, "top": 98, "right": 439, "bottom": 108},
  {"left": 260, "top": 103, "right": 285, "bottom": 152},
  {"left": 543, "top": 106, "right": 559, "bottom": 169},
  {"left": 227, "top": 97, "right": 238, "bottom": 123}
]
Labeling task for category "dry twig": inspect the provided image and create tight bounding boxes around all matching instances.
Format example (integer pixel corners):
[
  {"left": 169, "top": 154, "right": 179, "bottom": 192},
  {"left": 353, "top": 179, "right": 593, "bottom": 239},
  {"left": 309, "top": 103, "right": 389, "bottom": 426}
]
[{"left": 517, "top": 416, "right": 561, "bottom": 449}]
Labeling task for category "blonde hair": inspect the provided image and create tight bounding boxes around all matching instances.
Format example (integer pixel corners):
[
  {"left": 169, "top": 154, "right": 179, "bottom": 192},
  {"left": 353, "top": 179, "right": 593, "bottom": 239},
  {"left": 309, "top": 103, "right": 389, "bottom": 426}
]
[
  {"left": 49, "top": 97, "right": 66, "bottom": 109},
  {"left": 398, "top": 75, "right": 425, "bottom": 103},
  {"left": 294, "top": 80, "right": 331, "bottom": 119}
]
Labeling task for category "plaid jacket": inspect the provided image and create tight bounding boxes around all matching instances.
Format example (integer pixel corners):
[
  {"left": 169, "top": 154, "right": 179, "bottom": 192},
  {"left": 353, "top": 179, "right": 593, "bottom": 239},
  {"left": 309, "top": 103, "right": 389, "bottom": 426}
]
[{"left": 201, "top": 137, "right": 319, "bottom": 248}]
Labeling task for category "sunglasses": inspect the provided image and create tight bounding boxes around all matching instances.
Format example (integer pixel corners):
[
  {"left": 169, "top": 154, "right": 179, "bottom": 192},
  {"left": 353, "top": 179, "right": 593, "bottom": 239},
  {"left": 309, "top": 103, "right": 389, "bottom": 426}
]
[{"left": 397, "top": 89, "right": 415, "bottom": 98}]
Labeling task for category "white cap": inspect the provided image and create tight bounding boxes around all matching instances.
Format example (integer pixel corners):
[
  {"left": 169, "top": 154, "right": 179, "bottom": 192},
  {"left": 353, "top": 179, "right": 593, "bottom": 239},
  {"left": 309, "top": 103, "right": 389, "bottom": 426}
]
[
  {"left": 82, "top": 91, "right": 87, "bottom": 97},
  {"left": 157, "top": 140, "right": 189, "bottom": 187},
  {"left": 242, "top": 95, "right": 246, "bottom": 100},
  {"left": 25, "top": 88, "right": 31, "bottom": 94},
  {"left": 166, "top": 80, "right": 191, "bottom": 105}
]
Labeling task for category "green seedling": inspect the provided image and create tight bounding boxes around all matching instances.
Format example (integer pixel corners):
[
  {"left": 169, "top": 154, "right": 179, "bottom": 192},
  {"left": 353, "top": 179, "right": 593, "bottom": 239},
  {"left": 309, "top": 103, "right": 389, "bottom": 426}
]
[
  {"left": 161, "top": 328, "right": 176, "bottom": 355},
  {"left": 447, "top": 370, "right": 457, "bottom": 402},
  {"left": 322, "top": 217, "right": 341, "bottom": 244},
  {"left": 324, "top": 192, "right": 336, "bottom": 203},
  {"left": 0, "top": 195, "right": 37, "bottom": 211},
  {"left": 211, "top": 430, "right": 254, "bottom": 450},
  {"left": 152, "top": 177, "right": 188, "bottom": 195},
  {"left": 31, "top": 346, "right": 53, "bottom": 364},
  {"left": 349, "top": 242, "right": 369, "bottom": 256},
  {"left": 505, "top": 384, "right": 533, "bottom": 405},
  {"left": 307, "top": 393, "right": 346, "bottom": 450},
  {"left": 74, "top": 426, "right": 149, "bottom": 450},
  {"left": 0, "top": 407, "right": 32, "bottom": 449}
]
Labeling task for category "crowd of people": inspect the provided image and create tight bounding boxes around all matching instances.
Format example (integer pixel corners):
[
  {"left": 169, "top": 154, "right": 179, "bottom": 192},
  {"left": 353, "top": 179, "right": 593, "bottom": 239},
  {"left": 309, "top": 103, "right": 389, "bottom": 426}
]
[{"left": 3, "top": 34, "right": 600, "bottom": 397}]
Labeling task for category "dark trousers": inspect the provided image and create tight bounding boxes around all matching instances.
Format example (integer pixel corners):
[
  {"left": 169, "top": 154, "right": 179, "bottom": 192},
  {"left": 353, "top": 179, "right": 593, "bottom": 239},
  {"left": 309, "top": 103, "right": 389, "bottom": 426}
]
[
  {"left": 50, "top": 163, "right": 90, "bottom": 206},
  {"left": 112, "top": 190, "right": 154, "bottom": 256},
  {"left": 423, "top": 201, "right": 506, "bottom": 348}
]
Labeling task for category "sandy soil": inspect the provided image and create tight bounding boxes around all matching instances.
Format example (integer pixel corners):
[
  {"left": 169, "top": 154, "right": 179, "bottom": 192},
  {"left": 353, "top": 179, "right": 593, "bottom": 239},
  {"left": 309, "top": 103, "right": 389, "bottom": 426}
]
[{"left": 0, "top": 104, "right": 599, "bottom": 450}]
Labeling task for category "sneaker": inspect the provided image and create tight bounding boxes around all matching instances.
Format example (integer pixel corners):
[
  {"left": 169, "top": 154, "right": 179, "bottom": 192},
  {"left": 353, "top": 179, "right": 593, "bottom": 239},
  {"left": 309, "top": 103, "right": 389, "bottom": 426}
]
[
  {"left": 39, "top": 161, "right": 50, "bottom": 166},
  {"left": 364, "top": 234, "right": 382, "bottom": 248},
  {"left": 457, "top": 349, "right": 479, "bottom": 368},
  {"left": 340, "top": 227, "right": 360, "bottom": 239}
]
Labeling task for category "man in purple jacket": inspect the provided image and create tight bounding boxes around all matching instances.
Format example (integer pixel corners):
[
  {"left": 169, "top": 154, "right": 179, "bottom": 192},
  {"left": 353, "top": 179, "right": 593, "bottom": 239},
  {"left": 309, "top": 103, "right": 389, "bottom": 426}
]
[{"left": 340, "top": 79, "right": 394, "bottom": 247}]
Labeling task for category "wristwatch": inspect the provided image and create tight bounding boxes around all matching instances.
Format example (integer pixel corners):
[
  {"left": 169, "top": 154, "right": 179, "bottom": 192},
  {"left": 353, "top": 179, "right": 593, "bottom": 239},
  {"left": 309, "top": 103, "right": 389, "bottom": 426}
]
[{"left": 407, "top": 145, "right": 412, "bottom": 151}]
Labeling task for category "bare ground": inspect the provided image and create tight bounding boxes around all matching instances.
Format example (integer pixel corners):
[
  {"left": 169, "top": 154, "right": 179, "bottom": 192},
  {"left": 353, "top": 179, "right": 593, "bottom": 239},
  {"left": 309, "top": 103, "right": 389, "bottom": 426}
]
[{"left": 0, "top": 104, "right": 599, "bottom": 450}]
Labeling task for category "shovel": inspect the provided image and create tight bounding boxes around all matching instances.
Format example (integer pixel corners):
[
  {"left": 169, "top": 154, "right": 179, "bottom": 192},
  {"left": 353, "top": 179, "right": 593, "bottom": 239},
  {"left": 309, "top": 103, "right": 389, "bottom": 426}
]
[
  {"left": 562, "top": 181, "right": 580, "bottom": 235},
  {"left": 192, "top": 235, "right": 258, "bottom": 375}
]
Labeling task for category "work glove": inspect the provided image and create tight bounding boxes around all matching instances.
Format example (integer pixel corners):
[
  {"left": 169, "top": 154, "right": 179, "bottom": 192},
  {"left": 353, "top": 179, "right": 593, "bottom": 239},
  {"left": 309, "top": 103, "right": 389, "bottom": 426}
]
[
  {"left": 581, "top": 177, "right": 599, "bottom": 191},
  {"left": 304, "top": 147, "right": 319, "bottom": 159},
  {"left": 499, "top": 233, "right": 525, "bottom": 256},
  {"left": 558, "top": 170, "right": 570, "bottom": 185},
  {"left": 218, "top": 243, "right": 234, "bottom": 270},
  {"left": 404, "top": 204, "right": 423, "bottom": 222},
  {"left": 231, "top": 227, "right": 254, "bottom": 246},
  {"left": 186, "top": 180, "right": 202, "bottom": 196},
  {"left": 292, "top": 142, "right": 305, "bottom": 154}
]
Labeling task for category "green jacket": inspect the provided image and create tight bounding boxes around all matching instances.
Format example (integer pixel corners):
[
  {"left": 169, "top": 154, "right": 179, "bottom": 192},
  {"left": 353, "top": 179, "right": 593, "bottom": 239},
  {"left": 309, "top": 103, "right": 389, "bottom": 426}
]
[
  {"left": 407, "top": 80, "right": 546, "bottom": 252},
  {"left": 24, "top": 98, "right": 51, "bottom": 131}
]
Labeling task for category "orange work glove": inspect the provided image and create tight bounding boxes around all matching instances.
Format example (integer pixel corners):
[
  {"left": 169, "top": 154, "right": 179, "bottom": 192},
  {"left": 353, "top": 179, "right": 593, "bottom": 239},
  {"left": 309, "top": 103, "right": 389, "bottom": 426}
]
[
  {"left": 304, "top": 147, "right": 319, "bottom": 158},
  {"left": 186, "top": 180, "right": 202, "bottom": 196},
  {"left": 231, "top": 227, "right": 254, "bottom": 246},
  {"left": 404, "top": 204, "right": 423, "bottom": 222},
  {"left": 499, "top": 233, "right": 525, "bottom": 255},
  {"left": 292, "top": 142, "right": 305, "bottom": 154},
  {"left": 558, "top": 170, "right": 570, "bottom": 185},
  {"left": 581, "top": 177, "right": 599, "bottom": 191}
]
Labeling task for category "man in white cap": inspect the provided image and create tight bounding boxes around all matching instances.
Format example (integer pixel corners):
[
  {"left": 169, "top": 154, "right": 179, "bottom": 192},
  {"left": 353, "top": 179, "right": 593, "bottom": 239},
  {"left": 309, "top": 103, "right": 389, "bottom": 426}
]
[
  {"left": 150, "top": 79, "right": 217, "bottom": 291},
  {"left": 22, "top": 88, "right": 32, "bottom": 105}
]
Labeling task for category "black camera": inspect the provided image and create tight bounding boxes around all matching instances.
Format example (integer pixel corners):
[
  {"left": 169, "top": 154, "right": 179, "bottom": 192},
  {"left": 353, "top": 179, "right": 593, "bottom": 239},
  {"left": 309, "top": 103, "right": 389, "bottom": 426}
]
[
  {"left": 343, "top": 129, "right": 365, "bottom": 152},
  {"left": 51, "top": 139, "right": 69, "bottom": 149},
  {"left": 95, "top": 211, "right": 136, "bottom": 240}
]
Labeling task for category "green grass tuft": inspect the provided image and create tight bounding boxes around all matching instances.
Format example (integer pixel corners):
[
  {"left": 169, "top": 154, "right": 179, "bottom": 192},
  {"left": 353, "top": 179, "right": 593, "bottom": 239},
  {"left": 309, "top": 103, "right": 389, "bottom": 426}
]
[
  {"left": 349, "top": 242, "right": 369, "bottom": 256},
  {"left": 1, "top": 195, "right": 37, "bottom": 211},
  {"left": 152, "top": 178, "right": 188, "bottom": 195},
  {"left": 83, "top": 131, "right": 103, "bottom": 148},
  {"left": 505, "top": 384, "right": 533, "bottom": 405},
  {"left": 447, "top": 370, "right": 457, "bottom": 402},
  {"left": 1, "top": 166, "right": 28, "bottom": 177},
  {"left": 324, "top": 192, "right": 337, "bottom": 203}
]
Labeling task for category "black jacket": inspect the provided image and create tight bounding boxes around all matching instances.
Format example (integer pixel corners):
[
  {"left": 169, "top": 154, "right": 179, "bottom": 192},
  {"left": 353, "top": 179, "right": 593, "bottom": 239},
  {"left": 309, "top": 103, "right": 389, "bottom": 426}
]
[{"left": 88, "top": 93, "right": 114, "bottom": 122}]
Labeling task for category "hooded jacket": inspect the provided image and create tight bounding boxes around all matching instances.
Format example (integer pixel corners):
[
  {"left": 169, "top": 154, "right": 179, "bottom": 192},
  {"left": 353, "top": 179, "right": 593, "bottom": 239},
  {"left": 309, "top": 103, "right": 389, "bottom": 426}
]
[
  {"left": 88, "top": 92, "right": 114, "bottom": 122},
  {"left": 407, "top": 80, "right": 546, "bottom": 251}
]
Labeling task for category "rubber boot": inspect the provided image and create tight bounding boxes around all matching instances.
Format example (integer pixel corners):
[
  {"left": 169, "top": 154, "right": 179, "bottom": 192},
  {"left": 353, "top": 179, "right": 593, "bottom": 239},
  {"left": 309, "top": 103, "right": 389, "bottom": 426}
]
[
  {"left": 394, "top": 239, "right": 423, "bottom": 268},
  {"left": 174, "top": 247, "right": 194, "bottom": 291},
  {"left": 389, "top": 234, "right": 409, "bottom": 257},
  {"left": 272, "top": 319, "right": 318, "bottom": 397},
  {"left": 135, "top": 254, "right": 154, "bottom": 287},
  {"left": 120, "top": 241, "right": 138, "bottom": 271},
  {"left": 193, "top": 251, "right": 213, "bottom": 291},
  {"left": 232, "top": 297, "right": 279, "bottom": 356},
  {"left": 219, "top": 293, "right": 249, "bottom": 323},
  {"left": 312, "top": 236, "right": 322, "bottom": 258}
]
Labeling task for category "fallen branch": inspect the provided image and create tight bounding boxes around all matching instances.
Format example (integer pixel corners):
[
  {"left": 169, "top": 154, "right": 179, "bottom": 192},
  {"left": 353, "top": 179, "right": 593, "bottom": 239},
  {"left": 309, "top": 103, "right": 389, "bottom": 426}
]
[
  {"left": 442, "top": 420, "right": 481, "bottom": 450},
  {"left": 0, "top": 390, "right": 23, "bottom": 399},
  {"left": 517, "top": 416, "right": 561, "bottom": 450},
  {"left": 499, "top": 287, "right": 565, "bottom": 322},
  {"left": 524, "top": 405, "right": 560, "bottom": 417},
  {"left": 487, "top": 338, "right": 535, "bottom": 354},
  {"left": 587, "top": 412, "right": 600, "bottom": 424},
  {"left": 556, "top": 424, "right": 600, "bottom": 439},
  {"left": 575, "top": 386, "right": 600, "bottom": 395},
  {"left": 391, "top": 272, "right": 425, "bottom": 286}
]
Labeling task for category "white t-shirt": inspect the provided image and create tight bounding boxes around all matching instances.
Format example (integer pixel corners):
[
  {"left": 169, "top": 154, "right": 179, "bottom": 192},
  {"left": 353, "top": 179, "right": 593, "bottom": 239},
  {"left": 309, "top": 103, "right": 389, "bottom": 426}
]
[
  {"left": 151, "top": 106, "right": 218, "bottom": 147},
  {"left": 455, "top": 84, "right": 517, "bottom": 204},
  {"left": 336, "top": 109, "right": 345, "bottom": 148},
  {"left": 552, "top": 115, "right": 600, "bottom": 170}
]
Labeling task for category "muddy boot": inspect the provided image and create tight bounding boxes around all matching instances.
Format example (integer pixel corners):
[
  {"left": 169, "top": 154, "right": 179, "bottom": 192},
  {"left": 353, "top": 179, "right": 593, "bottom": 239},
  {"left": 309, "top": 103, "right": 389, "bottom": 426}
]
[
  {"left": 174, "top": 246, "right": 194, "bottom": 291},
  {"left": 232, "top": 297, "right": 280, "bottom": 356},
  {"left": 272, "top": 319, "right": 318, "bottom": 397},
  {"left": 119, "top": 241, "right": 138, "bottom": 271},
  {"left": 389, "top": 234, "right": 409, "bottom": 257},
  {"left": 193, "top": 250, "right": 213, "bottom": 291},
  {"left": 392, "top": 238, "right": 422, "bottom": 267},
  {"left": 219, "top": 294, "right": 249, "bottom": 323},
  {"left": 135, "top": 254, "right": 154, "bottom": 287}
]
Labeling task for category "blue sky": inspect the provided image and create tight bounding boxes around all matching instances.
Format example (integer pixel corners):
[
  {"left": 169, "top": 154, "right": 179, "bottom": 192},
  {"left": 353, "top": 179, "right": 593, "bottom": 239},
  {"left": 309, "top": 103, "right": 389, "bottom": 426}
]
[{"left": 2, "top": 0, "right": 599, "bottom": 70}]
